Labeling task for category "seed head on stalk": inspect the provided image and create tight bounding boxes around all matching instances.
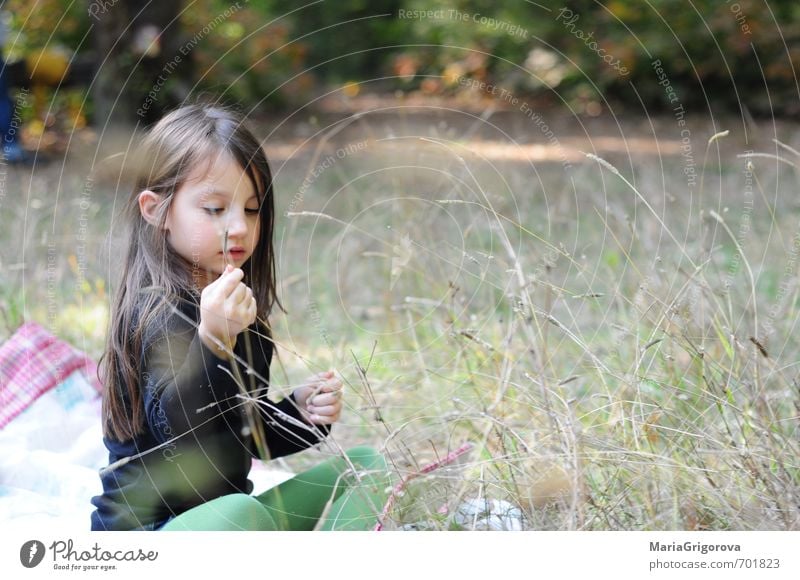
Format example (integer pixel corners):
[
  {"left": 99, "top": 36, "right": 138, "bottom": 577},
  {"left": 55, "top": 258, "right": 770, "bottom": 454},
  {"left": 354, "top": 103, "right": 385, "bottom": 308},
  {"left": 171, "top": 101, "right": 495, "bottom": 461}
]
[{"left": 222, "top": 228, "right": 231, "bottom": 270}]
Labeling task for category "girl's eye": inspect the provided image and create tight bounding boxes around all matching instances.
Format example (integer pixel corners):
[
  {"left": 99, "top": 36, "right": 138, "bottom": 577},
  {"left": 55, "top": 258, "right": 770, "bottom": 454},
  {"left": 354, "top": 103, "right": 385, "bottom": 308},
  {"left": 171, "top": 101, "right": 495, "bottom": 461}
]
[{"left": 204, "top": 207, "right": 259, "bottom": 216}]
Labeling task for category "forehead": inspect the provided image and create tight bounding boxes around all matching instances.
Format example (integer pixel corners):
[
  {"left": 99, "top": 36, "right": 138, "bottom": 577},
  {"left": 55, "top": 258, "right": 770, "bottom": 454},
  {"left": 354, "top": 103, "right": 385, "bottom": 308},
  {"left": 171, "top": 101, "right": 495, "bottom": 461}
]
[{"left": 183, "top": 151, "right": 258, "bottom": 200}]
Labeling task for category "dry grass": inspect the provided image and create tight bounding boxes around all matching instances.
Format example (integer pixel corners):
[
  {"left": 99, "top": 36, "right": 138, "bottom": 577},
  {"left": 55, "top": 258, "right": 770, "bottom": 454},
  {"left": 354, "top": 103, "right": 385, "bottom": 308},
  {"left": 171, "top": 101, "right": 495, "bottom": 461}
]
[{"left": 2, "top": 113, "right": 798, "bottom": 530}]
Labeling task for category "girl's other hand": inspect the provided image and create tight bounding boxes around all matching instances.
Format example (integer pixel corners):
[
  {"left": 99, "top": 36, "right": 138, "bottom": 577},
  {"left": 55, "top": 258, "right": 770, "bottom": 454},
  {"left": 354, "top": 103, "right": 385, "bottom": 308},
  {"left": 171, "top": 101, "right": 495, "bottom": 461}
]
[
  {"left": 197, "top": 264, "right": 256, "bottom": 356},
  {"left": 293, "top": 370, "right": 343, "bottom": 426}
]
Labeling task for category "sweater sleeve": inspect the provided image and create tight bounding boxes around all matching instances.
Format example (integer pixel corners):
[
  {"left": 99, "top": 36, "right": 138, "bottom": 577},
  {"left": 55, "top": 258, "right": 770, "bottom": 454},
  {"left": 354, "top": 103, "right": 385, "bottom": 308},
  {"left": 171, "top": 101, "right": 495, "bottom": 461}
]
[
  {"left": 140, "top": 310, "right": 244, "bottom": 446},
  {"left": 141, "top": 304, "right": 331, "bottom": 458},
  {"left": 253, "top": 391, "right": 332, "bottom": 460}
]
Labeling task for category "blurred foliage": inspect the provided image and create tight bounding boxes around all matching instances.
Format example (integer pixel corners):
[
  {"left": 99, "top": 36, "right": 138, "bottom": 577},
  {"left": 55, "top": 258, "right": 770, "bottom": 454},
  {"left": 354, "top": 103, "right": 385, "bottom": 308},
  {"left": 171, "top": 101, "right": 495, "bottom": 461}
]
[
  {"left": 387, "top": 0, "right": 800, "bottom": 116},
  {"left": 2, "top": 0, "right": 90, "bottom": 61},
  {"left": 178, "top": 0, "right": 314, "bottom": 108},
  {"left": 2, "top": 0, "right": 799, "bottom": 116},
  {"left": 1, "top": 0, "right": 91, "bottom": 143}
]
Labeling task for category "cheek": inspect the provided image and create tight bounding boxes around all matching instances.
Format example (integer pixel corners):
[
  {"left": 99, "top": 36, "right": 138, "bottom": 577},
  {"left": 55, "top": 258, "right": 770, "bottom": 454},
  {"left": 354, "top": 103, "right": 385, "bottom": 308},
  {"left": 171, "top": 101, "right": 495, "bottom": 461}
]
[{"left": 184, "top": 216, "right": 218, "bottom": 251}]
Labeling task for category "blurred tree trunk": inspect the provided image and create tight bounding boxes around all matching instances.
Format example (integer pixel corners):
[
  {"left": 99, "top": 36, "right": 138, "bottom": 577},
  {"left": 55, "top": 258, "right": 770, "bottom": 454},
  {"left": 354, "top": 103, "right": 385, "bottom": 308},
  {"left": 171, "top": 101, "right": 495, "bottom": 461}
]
[
  {"left": 90, "top": 1, "right": 127, "bottom": 128},
  {"left": 91, "top": 0, "right": 189, "bottom": 127}
]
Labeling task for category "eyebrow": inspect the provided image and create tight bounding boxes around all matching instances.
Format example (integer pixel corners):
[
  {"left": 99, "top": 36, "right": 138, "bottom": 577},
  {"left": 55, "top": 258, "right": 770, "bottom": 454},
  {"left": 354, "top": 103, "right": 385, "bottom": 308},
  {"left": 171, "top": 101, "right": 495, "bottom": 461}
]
[{"left": 199, "top": 190, "right": 259, "bottom": 202}]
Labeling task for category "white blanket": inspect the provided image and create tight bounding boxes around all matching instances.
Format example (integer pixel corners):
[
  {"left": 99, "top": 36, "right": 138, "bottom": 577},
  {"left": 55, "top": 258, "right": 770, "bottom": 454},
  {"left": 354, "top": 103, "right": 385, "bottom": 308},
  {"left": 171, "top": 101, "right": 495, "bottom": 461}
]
[{"left": 0, "top": 372, "right": 293, "bottom": 532}]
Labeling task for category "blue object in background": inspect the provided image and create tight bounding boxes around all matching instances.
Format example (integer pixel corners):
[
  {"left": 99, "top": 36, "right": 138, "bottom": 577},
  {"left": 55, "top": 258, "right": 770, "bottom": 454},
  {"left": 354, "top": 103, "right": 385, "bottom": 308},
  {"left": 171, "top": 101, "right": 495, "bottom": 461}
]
[{"left": 0, "top": 12, "right": 25, "bottom": 164}]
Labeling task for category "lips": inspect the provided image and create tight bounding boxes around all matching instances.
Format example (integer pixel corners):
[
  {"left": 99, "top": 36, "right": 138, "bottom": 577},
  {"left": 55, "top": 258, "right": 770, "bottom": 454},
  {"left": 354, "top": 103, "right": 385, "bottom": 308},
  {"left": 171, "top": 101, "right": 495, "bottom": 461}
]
[{"left": 220, "top": 247, "right": 246, "bottom": 260}]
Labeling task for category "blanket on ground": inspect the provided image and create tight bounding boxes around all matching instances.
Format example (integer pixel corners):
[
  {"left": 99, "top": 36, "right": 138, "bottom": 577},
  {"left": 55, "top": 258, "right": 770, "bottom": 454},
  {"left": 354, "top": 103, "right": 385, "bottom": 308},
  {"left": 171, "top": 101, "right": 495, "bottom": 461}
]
[{"left": 0, "top": 322, "right": 293, "bottom": 532}]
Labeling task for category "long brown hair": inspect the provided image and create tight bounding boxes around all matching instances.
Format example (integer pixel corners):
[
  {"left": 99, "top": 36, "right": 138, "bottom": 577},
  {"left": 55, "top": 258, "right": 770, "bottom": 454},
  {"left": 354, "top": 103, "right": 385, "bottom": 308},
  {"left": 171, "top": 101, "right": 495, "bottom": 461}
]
[{"left": 99, "top": 104, "right": 284, "bottom": 442}]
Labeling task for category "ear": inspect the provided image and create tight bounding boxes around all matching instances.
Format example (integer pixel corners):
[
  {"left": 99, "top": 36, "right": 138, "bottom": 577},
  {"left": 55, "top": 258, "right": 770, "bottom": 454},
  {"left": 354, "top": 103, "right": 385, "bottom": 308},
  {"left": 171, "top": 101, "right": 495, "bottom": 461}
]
[{"left": 138, "top": 190, "right": 167, "bottom": 229}]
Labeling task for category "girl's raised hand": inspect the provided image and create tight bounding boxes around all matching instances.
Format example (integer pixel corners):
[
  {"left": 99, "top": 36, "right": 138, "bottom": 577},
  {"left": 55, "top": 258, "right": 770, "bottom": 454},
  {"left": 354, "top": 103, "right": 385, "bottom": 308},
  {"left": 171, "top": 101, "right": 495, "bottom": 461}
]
[
  {"left": 197, "top": 264, "right": 257, "bottom": 357},
  {"left": 293, "top": 370, "right": 343, "bottom": 426}
]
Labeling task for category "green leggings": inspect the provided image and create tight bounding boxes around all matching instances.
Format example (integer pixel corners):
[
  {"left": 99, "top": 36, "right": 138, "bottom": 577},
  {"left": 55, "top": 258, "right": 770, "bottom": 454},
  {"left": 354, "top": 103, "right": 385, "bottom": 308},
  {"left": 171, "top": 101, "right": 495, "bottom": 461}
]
[{"left": 161, "top": 446, "right": 388, "bottom": 531}]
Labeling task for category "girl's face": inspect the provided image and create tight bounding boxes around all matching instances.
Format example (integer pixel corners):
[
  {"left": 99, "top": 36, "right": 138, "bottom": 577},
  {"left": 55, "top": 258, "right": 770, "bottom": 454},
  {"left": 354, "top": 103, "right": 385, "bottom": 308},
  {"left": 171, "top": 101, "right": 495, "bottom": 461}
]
[{"left": 164, "top": 152, "right": 261, "bottom": 290}]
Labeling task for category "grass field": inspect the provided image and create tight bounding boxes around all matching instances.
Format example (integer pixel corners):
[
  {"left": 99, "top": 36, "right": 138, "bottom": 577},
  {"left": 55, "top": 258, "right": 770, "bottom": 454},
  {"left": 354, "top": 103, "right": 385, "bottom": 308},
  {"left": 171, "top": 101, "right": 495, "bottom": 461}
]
[{"left": 1, "top": 110, "right": 798, "bottom": 530}]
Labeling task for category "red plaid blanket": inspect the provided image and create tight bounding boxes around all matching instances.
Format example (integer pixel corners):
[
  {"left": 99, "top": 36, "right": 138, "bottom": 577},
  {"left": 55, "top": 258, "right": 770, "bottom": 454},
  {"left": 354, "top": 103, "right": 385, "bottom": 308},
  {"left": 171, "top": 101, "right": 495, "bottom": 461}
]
[{"left": 0, "top": 322, "right": 102, "bottom": 429}]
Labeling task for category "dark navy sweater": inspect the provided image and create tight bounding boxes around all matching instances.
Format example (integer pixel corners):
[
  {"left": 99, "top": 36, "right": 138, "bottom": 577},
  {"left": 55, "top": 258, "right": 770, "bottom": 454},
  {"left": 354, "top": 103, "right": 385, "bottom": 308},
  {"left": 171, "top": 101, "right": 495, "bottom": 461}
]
[{"left": 90, "top": 291, "right": 330, "bottom": 531}]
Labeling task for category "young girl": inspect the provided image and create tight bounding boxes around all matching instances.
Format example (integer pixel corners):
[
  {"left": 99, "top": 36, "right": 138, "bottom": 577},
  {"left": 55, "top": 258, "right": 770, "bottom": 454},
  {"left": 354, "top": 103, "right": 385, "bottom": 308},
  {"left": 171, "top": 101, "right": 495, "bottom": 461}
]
[{"left": 90, "top": 104, "right": 388, "bottom": 531}]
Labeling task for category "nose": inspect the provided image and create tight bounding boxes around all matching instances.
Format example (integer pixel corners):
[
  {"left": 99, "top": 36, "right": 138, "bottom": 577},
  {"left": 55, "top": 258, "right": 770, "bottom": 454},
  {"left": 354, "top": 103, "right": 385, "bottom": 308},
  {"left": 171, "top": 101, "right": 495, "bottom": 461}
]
[{"left": 223, "top": 208, "right": 248, "bottom": 239}]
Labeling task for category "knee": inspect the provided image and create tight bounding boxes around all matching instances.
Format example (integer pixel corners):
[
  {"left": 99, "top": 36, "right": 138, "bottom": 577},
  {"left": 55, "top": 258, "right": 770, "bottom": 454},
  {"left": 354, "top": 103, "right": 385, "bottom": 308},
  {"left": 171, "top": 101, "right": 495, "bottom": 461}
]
[
  {"left": 345, "top": 446, "right": 387, "bottom": 472},
  {"left": 209, "top": 493, "right": 276, "bottom": 531},
  {"left": 217, "top": 493, "right": 262, "bottom": 511}
]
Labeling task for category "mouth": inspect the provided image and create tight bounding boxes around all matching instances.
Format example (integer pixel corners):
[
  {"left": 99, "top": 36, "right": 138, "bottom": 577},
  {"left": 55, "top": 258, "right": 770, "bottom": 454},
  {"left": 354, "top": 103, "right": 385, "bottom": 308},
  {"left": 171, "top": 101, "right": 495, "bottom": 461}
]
[{"left": 220, "top": 247, "right": 246, "bottom": 261}]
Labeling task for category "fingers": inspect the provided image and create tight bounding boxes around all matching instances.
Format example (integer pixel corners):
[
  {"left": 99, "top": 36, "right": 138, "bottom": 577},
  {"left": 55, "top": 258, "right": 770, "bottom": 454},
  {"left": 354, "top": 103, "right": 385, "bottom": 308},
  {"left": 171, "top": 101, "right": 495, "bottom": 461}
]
[
  {"left": 216, "top": 267, "right": 245, "bottom": 297},
  {"left": 200, "top": 266, "right": 257, "bottom": 339},
  {"left": 229, "top": 282, "right": 249, "bottom": 305},
  {"left": 304, "top": 370, "right": 342, "bottom": 425},
  {"left": 306, "top": 402, "right": 341, "bottom": 424},
  {"left": 213, "top": 269, "right": 254, "bottom": 312},
  {"left": 308, "top": 401, "right": 339, "bottom": 414},
  {"left": 310, "top": 371, "right": 341, "bottom": 390},
  {"left": 309, "top": 391, "right": 340, "bottom": 406},
  {"left": 307, "top": 413, "right": 339, "bottom": 425},
  {"left": 247, "top": 294, "right": 257, "bottom": 321},
  {"left": 219, "top": 264, "right": 234, "bottom": 279},
  {"left": 302, "top": 371, "right": 338, "bottom": 391}
]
